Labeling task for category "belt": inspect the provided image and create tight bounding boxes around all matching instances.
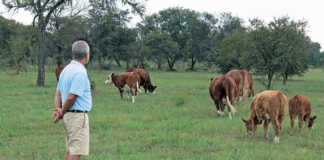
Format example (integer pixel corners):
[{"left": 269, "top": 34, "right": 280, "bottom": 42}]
[{"left": 67, "top": 110, "right": 88, "bottom": 113}]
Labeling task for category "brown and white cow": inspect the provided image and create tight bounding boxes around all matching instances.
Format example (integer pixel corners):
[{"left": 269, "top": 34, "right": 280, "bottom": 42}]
[
  {"left": 289, "top": 95, "right": 317, "bottom": 135},
  {"left": 55, "top": 64, "right": 66, "bottom": 81},
  {"left": 242, "top": 90, "right": 287, "bottom": 143},
  {"left": 105, "top": 72, "right": 140, "bottom": 103},
  {"left": 209, "top": 75, "right": 238, "bottom": 119},
  {"left": 126, "top": 67, "right": 157, "bottom": 94}
]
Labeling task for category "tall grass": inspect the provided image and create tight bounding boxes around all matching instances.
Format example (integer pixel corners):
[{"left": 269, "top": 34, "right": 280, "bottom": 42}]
[{"left": 1, "top": 69, "right": 324, "bottom": 160}]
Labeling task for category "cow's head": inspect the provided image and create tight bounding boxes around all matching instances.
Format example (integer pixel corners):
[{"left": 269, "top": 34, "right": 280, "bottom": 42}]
[
  {"left": 105, "top": 73, "right": 114, "bottom": 85},
  {"left": 307, "top": 115, "right": 317, "bottom": 129},
  {"left": 148, "top": 85, "right": 157, "bottom": 93},
  {"left": 242, "top": 118, "right": 257, "bottom": 136}
]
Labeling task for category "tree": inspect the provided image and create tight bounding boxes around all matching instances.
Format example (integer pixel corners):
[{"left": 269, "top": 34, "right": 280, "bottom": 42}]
[
  {"left": 307, "top": 41, "right": 322, "bottom": 67},
  {"left": 144, "top": 30, "right": 180, "bottom": 70},
  {"left": 2, "top": 0, "right": 145, "bottom": 86},
  {"left": 249, "top": 17, "right": 310, "bottom": 89},
  {"left": 7, "top": 24, "right": 33, "bottom": 73},
  {"left": 216, "top": 33, "right": 256, "bottom": 73},
  {"left": 184, "top": 12, "right": 216, "bottom": 71}
]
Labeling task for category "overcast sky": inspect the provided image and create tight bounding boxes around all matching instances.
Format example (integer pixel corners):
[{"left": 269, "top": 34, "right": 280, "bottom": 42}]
[{"left": 1, "top": 0, "right": 323, "bottom": 50}]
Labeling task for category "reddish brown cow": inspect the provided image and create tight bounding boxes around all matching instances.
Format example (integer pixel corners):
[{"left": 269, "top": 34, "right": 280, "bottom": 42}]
[
  {"left": 55, "top": 64, "right": 66, "bottom": 81},
  {"left": 289, "top": 95, "right": 317, "bottom": 135},
  {"left": 209, "top": 75, "right": 237, "bottom": 119},
  {"left": 105, "top": 72, "right": 140, "bottom": 103},
  {"left": 242, "top": 90, "right": 287, "bottom": 143},
  {"left": 126, "top": 67, "right": 157, "bottom": 93}
]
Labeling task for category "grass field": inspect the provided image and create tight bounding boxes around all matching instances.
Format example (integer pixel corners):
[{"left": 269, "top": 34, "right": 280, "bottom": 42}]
[{"left": 1, "top": 68, "right": 324, "bottom": 160}]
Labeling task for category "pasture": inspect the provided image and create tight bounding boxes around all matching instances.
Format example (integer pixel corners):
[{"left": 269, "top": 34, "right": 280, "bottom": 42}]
[{"left": 1, "top": 68, "right": 324, "bottom": 160}]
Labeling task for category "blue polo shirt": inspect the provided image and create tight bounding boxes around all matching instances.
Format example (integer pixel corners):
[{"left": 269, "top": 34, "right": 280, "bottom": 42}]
[{"left": 56, "top": 60, "right": 92, "bottom": 111}]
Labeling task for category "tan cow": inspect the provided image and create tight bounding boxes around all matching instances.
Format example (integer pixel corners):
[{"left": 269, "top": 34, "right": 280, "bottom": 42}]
[
  {"left": 240, "top": 70, "right": 255, "bottom": 99},
  {"left": 126, "top": 67, "right": 157, "bottom": 93},
  {"left": 289, "top": 95, "right": 317, "bottom": 135},
  {"left": 226, "top": 69, "right": 254, "bottom": 103},
  {"left": 242, "top": 90, "right": 287, "bottom": 143},
  {"left": 105, "top": 72, "right": 140, "bottom": 103}
]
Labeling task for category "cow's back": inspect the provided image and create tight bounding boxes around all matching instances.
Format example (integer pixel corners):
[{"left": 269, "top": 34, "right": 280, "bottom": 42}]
[
  {"left": 209, "top": 76, "right": 225, "bottom": 101},
  {"left": 225, "top": 70, "right": 244, "bottom": 92},
  {"left": 253, "top": 90, "right": 287, "bottom": 119},
  {"left": 289, "top": 95, "right": 311, "bottom": 116}
]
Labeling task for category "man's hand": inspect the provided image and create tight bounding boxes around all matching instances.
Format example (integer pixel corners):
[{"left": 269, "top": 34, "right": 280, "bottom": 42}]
[{"left": 52, "top": 108, "right": 63, "bottom": 123}]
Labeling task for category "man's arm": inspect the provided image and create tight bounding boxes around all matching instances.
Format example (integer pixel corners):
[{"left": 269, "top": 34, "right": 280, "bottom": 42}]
[
  {"left": 61, "top": 93, "right": 77, "bottom": 114},
  {"left": 55, "top": 91, "right": 62, "bottom": 109},
  {"left": 53, "top": 92, "right": 77, "bottom": 123}
]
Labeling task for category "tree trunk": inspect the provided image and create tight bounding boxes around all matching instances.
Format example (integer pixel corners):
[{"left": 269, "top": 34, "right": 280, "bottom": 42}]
[
  {"left": 267, "top": 72, "right": 273, "bottom": 89},
  {"left": 126, "top": 60, "right": 130, "bottom": 69},
  {"left": 167, "top": 58, "right": 176, "bottom": 71},
  {"left": 37, "top": 30, "right": 46, "bottom": 87},
  {"left": 114, "top": 56, "right": 122, "bottom": 68},
  {"left": 190, "top": 56, "right": 196, "bottom": 71},
  {"left": 283, "top": 72, "right": 288, "bottom": 85},
  {"left": 157, "top": 61, "right": 162, "bottom": 70}
]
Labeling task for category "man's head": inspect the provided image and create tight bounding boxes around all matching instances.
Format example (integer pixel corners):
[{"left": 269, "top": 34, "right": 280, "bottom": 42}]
[{"left": 72, "top": 40, "right": 90, "bottom": 64}]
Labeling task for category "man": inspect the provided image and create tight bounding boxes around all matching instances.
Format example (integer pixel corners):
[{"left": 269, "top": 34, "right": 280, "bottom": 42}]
[{"left": 52, "top": 40, "right": 92, "bottom": 160}]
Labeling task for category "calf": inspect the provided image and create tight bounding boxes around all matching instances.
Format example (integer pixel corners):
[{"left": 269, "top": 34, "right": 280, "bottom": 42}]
[
  {"left": 105, "top": 72, "right": 140, "bottom": 103},
  {"left": 289, "top": 95, "right": 317, "bottom": 135},
  {"left": 242, "top": 90, "right": 287, "bottom": 143},
  {"left": 126, "top": 67, "right": 157, "bottom": 93}
]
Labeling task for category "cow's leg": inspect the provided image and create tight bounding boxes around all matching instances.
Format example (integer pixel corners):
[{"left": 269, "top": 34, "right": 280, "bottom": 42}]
[
  {"left": 215, "top": 101, "right": 224, "bottom": 117},
  {"left": 271, "top": 119, "right": 280, "bottom": 143},
  {"left": 263, "top": 119, "right": 270, "bottom": 139},
  {"left": 143, "top": 83, "right": 148, "bottom": 94},
  {"left": 278, "top": 114, "right": 285, "bottom": 132},
  {"left": 226, "top": 101, "right": 233, "bottom": 119},
  {"left": 298, "top": 114, "right": 304, "bottom": 131},
  {"left": 119, "top": 88, "right": 124, "bottom": 99},
  {"left": 290, "top": 114, "right": 296, "bottom": 135},
  {"left": 130, "top": 87, "right": 135, "bottom": 103},
  {"left": 242, "top": 82, "right": 249, "bottom": 103}
]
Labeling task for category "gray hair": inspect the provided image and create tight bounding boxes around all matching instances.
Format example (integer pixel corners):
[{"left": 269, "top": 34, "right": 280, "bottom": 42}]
[{"left": 72, "top": 40, "right": 90, "bottom": 59}]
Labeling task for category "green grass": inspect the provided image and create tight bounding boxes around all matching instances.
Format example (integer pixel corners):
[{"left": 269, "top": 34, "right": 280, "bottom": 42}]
[{"left": 1, "top": 68, "right": 324, "bottom": 160}]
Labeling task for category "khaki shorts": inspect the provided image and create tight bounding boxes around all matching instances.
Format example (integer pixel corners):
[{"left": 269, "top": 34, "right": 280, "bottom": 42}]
[{"left": 63, "top": 112, "right": 89, "bottom": 155}]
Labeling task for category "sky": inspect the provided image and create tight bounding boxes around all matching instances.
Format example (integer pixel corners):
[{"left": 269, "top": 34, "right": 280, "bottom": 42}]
[{"left": 1, "top": 0, "right": 323, "bottom": 50}]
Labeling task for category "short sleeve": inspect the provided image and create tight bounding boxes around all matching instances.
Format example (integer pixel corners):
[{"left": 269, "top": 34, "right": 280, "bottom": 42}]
[{"left": 70, "top": 72, "right": 87, "bottom": 96}]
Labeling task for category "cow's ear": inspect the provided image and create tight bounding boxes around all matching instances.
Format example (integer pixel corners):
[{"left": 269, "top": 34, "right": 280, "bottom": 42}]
[
  {"left": 312, "top": 116, "right": 317, "bottom": 120},
  {"left": 242, "top": 118, "right": 248, "bottom": 123}
]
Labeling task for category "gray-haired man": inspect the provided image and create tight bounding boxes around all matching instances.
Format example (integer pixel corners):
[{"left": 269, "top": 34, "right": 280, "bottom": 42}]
[{"left": 52, "top": 40, "right": 92, "bottom": 160}]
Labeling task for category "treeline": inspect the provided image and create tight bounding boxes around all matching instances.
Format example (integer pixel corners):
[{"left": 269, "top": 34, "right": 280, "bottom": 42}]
[{"left": 0, "top": 1, "right": 324, "bottom": 89}]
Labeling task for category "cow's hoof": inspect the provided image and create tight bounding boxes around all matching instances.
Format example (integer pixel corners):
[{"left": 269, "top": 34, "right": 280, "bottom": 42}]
[{"left": 273, "top": 136, "right": 280, "bottom": 144}]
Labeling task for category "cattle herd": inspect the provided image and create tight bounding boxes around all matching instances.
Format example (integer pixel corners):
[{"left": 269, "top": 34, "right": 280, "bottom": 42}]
[
  {"left": 56, "top": 66, "right": 316, "bottom": 144},
  {"left": 210, "top": 69, "right": 317, "bottom": 143}
]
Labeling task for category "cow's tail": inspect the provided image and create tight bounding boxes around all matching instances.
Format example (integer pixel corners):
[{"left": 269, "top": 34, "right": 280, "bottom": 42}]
[{"left": 226, "top": 96, "right": 237, "bottom": 114}]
